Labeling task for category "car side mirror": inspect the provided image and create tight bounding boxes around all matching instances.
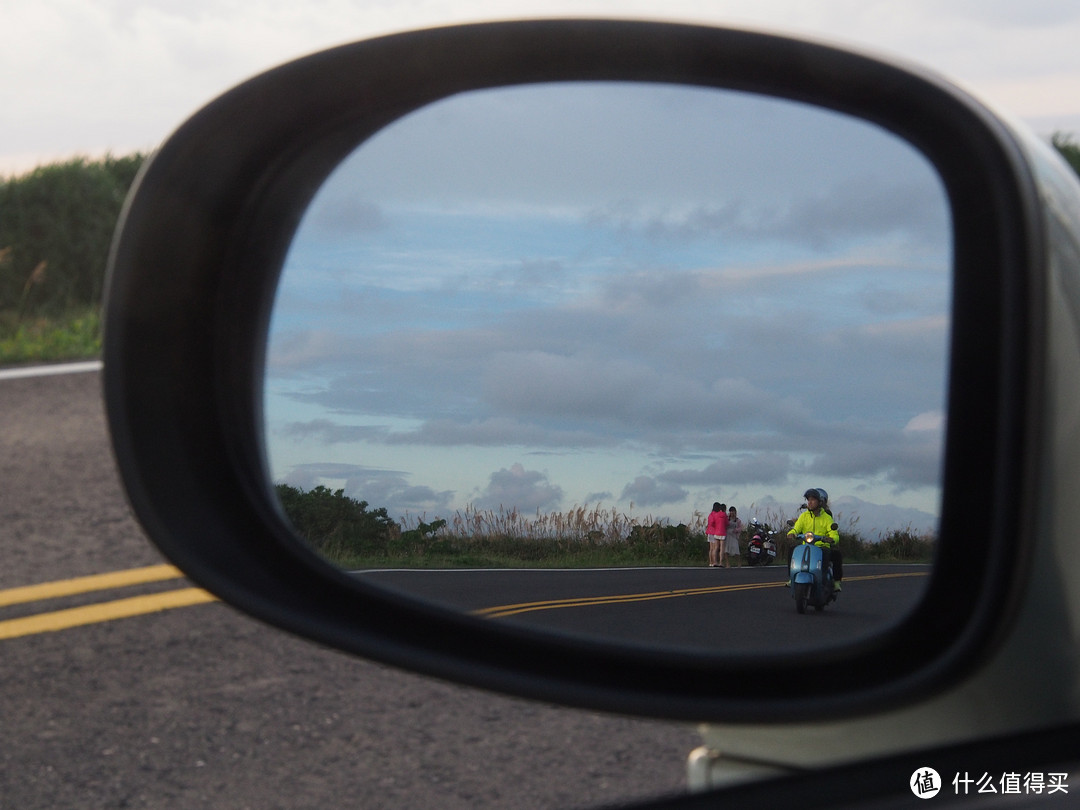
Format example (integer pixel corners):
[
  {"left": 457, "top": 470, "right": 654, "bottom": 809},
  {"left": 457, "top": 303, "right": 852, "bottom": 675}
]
[{"left": 104, "top": 19, "right": 1054, "bottom": 726}]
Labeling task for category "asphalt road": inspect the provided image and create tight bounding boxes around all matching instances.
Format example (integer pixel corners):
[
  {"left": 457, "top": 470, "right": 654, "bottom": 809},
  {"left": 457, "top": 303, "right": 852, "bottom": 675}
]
[
  {"left": 360, "top": 565, "right": 930, "bottom": 654},
  {"left": 0, "top": 369, "right": 699, "bottom": 810}
]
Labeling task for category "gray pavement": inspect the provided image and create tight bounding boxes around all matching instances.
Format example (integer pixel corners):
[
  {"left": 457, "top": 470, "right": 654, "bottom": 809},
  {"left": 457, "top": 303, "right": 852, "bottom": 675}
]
[{"left": 0, "top": 369, "right": 697, "bottom": 809}]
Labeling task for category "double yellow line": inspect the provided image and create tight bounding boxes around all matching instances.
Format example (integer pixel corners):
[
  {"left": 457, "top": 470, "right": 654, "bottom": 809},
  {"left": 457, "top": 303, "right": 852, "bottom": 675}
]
[
  {"left": 476, "top": 580, "right": 787, "bottom": 619},
  {"left": 0, "top": 565, "right": 217, "bottom": 640},
  {"left": 0, "top": 567, "right": 928, "bottom": 636},
  {"left": 474, "top": 571, "right": 928, "bottom": 619}
]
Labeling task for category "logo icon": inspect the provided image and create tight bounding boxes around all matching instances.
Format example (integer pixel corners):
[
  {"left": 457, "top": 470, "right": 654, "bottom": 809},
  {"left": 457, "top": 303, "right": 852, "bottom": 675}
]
[{"left": 911, "top": 767, "right": 942, "bottom": 798}]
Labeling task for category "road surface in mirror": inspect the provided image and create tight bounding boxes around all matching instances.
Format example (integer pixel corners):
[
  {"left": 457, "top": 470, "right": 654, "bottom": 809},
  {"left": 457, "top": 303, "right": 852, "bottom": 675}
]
[{"left": 264, "top": 82, "right": 949, "bottom": 655}]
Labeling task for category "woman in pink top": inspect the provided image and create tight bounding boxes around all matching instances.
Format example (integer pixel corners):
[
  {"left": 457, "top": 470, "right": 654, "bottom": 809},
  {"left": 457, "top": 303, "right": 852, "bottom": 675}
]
[{"left": 706, "top": 502, "right": 728, "bottom": 567}]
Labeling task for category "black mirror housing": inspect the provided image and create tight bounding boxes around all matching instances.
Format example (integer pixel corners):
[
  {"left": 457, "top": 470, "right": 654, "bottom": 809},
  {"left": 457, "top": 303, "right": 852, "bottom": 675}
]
[{"left": 104, "top": 20, "right": 1046, "bottom": 724}]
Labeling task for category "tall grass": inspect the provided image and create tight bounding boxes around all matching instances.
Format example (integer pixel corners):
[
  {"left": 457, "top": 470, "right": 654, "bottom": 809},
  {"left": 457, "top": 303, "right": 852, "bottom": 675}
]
[
  {"left": 322, "top": 503, "right": 706, "bottom": 570},
  {"left": 0, "top": 305, "right": 101, "bottom": 364},
  {"left": 428, "top": 502, "right": 677, "bottom": 544}
]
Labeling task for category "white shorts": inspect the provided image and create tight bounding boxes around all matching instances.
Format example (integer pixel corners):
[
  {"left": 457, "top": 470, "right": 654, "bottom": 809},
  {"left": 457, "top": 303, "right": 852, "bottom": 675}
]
[{"left": 707, "top": 534, "right": 725, "bottom": 543}]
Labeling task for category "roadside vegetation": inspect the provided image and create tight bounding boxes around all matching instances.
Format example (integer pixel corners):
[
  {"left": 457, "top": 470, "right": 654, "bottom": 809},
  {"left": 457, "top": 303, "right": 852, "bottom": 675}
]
[
  {"left": 0, "top": 153, "right": 144, "bottom": 365},
  {"left": 1052, "top": 133, "right": 1080, "bottom": 176},
  {"left": 277, "top": 485, "right": 936, "bottom": 570}
]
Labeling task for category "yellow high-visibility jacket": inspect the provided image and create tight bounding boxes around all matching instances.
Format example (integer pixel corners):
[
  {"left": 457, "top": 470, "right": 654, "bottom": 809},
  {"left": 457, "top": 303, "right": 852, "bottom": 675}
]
[{"left": 788, "top": 509, "right": 840, "bottom": 546}]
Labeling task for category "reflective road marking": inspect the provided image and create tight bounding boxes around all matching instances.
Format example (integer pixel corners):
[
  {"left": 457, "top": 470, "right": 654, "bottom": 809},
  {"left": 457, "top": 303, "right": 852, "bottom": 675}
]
[
  {"left": 475, "top": 571, "right": 928, "bottom": 619},
  {"left": 0, "top": 360, "right": 102, "bottom": 382},
  {"left": 0, "top": 565, "right": 218, "bottom": 640},
  {"left": 0, "top": 564, "right": 186, "bottom": 607},
  {"left": 0, "top": 565, "right": 926, "bottom": 636},
  {"left": 0, "top": 589, "right": 218, "bottom": 640}
]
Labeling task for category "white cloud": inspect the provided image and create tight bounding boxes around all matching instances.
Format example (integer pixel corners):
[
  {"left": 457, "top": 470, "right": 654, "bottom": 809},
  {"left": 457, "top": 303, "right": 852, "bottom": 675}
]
[
  {"left": 280, "top": 461, "right": 455, "bottom": 513},
  {"left": 904, "top": 411, "right": 946, "bottom": 434},
  {"left": 620, "top": 476, "right": 689, "bottom": 508},
  {"left": 475, "top": 463, "right": 564, "bottom": 512}
]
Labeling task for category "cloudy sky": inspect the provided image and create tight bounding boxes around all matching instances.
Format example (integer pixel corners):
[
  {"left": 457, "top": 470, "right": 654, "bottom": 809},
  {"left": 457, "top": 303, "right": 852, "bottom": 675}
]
[
  {"left": 8, "top": 0, "right": 1080, "bottom": 529},
  {"left": 264, "top": 82, "right": 950, "bottom": 526}
]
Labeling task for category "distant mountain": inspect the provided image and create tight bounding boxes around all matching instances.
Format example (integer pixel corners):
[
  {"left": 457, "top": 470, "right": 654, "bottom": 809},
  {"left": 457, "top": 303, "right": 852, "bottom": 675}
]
[
  {"left": 743, "top": 494, "right": 938, "bottom": 539},
  {"left": 829, "top": 495, "right": 938, "bottom": 539}
]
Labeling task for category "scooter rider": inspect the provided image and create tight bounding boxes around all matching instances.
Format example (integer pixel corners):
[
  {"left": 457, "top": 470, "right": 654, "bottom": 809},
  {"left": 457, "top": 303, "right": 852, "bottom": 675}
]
[{"left": 787, "top": 488, "right": 844, "bottom": 591}]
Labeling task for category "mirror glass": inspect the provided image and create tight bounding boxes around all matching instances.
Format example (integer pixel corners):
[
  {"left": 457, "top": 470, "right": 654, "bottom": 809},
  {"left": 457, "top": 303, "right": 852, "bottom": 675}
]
[{"left": 264, "top": 82, "right": 950, "bottom": 655}]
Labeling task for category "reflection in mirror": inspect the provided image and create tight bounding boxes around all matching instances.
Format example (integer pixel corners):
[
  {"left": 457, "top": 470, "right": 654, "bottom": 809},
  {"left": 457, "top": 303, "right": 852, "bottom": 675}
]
[{"left": 264, "top": 82, "right": 950, "bottom": 655}]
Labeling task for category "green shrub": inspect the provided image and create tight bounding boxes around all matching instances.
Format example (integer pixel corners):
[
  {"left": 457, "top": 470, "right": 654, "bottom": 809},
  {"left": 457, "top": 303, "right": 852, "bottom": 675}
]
[
  {"left": 875, "top": 527, "right": 936, "bottom": 562},
  {"left": 1, "top": 154, "right": 144, "bottom": 317},
  {"left": 400, "top": 518, "right": 448, "bottom": 544},
  {"left": 275, "top": 484, "right": 396, "bottom": 558},
  {"left": 837, "top": 530, "right": 870, "bottom": 562},
  {"left": 626, "top": 522, "right": 697, "bottom": 564},
  {"left": 1052, "top": 132, "right": 1080, "bottom": 177}
]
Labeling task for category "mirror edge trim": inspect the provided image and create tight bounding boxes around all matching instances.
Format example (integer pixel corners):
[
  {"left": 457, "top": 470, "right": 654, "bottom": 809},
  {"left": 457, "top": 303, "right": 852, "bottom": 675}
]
[{"left": 103, "top": 19, "right": 1043, "bottom": 723}]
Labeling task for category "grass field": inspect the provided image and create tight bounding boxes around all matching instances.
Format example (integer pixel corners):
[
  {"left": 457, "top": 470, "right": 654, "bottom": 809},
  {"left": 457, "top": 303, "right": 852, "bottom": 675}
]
[{"left": 0, "top": 307, "right": 101, "bottom": 366}]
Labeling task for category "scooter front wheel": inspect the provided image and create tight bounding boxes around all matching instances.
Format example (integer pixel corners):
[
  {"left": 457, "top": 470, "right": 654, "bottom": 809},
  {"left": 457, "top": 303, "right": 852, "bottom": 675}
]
[{"left": 794, "top": 583, "right": 809, "bottom": 614}]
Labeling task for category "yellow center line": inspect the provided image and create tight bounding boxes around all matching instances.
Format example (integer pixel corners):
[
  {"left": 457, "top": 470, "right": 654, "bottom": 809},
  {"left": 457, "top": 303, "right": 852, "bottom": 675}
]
[
  {"left": 475, "top": 582, "right": 785, "bottom": 619},
  {"left": 474, "top": 571, "right": 929, "bottom": 619},
  {"left": 0, "top": 565, "right": 218, "bottom": 640},
  {"left": 0, "top": 588, "right": 218, "bottom": 640},
  {"left": 0, "top": 564, "right": 185, "bottom": 607}
]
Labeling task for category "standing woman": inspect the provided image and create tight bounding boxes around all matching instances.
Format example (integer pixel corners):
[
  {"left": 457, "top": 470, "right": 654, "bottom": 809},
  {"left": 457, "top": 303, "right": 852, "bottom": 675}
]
[
  {"left": 726, "top": 506, "right": 743, "bottom": 566},
  {"left": 706, "top": 502, "right": 728, "bottom": 567}
]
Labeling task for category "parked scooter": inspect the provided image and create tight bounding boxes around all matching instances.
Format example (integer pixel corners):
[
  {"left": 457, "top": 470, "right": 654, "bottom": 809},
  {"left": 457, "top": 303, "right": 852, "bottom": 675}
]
[
  {"left": 745, "top": 520, "right": 778, "bottom": 566},
  {"left": 788, "top": 531, "right": 838, "bottom": 614}
]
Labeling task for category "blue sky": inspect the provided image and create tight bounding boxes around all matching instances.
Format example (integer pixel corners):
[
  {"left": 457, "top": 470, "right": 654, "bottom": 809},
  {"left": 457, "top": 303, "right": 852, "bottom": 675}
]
[{"left": 263, "top": 83, "right": 951, "bottom": 526}]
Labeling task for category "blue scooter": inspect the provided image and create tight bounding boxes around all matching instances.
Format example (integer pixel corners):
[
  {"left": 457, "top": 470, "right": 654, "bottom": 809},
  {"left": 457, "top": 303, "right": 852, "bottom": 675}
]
[{"left": 788, "top": 532, "right": 838, "bottom": 614}]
